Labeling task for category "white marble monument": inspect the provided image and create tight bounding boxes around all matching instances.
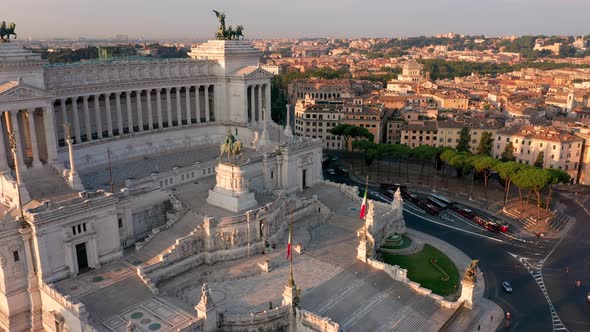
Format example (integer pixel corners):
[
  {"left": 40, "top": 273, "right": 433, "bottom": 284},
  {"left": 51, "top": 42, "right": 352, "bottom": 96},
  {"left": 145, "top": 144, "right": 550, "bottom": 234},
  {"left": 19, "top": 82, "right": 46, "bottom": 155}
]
[{"left": 207, "top": 163, "right": 258, "bottom": 212}]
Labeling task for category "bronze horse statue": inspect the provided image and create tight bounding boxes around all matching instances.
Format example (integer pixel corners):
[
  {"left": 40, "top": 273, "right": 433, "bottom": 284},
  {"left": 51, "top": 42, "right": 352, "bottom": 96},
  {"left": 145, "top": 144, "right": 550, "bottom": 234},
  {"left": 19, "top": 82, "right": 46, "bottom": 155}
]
[
  {"left": 212, "top": 10, "right": 244, "bottom": 40},
  {"left": 219, "top": 129, "right": 244, "bottom": 163},
  {"left": 0, "top": 22, "right": 17, "bottom": 43}
]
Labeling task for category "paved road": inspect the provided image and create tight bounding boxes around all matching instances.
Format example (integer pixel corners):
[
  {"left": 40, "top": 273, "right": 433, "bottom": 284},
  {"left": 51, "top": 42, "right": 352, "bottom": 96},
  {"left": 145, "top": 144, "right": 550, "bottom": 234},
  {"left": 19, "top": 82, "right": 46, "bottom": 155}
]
[
  {"left": 542, "top": 192, "right": 590, "bottom": 332},
  {"left": 325, "top": 168, "right": 561, "bottom": 331}
]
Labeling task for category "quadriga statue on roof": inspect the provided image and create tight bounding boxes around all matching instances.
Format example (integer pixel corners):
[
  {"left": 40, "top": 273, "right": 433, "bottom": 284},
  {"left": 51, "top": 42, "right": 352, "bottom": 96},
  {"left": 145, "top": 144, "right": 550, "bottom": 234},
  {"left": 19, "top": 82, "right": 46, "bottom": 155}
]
[
  {"left": 212, "top": 10, "right": 244, "bottom": 40},
  {"left": 0, "top": 21, "right": 17, "bottom": 43}
]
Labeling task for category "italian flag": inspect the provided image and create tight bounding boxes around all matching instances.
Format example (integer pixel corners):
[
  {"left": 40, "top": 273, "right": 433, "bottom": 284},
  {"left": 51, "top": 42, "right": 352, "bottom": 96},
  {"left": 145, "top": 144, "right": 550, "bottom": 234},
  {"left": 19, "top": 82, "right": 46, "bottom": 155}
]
[
  {"left": 360, "top": 187, "right": 368, "bottom": 220},
  {"left": 286, "top": 219, "right": 293, "bottom": 259}
]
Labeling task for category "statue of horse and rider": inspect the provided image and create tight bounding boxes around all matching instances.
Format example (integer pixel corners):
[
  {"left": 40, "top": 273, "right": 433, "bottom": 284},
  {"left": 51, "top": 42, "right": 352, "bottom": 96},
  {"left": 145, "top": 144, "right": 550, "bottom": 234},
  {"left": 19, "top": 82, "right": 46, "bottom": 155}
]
[
  {"left": 213, "top": 10, "right": 244, "bottom": 40},
  {"left": 219, "top": 129, "right": 244, "bottom": 164},
  {"left": 0, "top": 21, "right": 17, "bottom": 43}
]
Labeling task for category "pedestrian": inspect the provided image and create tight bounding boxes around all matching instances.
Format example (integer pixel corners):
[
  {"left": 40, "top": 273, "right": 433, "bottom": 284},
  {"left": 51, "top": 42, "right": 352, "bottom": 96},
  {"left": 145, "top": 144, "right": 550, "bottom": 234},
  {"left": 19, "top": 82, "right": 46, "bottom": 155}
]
[
  {"left": 491, "top": 314, "right": 493, "bottom": 321},
  {"left": 478, "top": 324, "right": 480, "bottom": 331}
]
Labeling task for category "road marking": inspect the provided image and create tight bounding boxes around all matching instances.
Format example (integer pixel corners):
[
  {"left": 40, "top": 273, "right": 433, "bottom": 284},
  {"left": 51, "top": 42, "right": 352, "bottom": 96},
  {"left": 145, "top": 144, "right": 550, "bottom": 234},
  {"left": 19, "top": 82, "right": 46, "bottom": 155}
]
[
  {"left": 508, "top": 252, "right": 568, "bottom": 332},
  {"left": 403, "top": 206, "right": 506, "bottom": 243}
]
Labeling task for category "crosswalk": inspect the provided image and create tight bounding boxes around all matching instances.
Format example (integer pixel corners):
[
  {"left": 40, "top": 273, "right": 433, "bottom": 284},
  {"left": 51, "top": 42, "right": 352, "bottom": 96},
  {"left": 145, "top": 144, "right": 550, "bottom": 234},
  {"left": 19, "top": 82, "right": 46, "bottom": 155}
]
[{"left": 508, "top": 252, "right": 568, "bottom": 332}]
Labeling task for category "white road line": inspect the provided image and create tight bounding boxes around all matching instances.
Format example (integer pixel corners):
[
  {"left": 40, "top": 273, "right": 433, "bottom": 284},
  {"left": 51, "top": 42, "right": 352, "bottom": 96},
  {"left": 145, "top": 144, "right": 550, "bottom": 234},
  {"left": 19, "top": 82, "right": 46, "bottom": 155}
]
[{"left": 403, "top": 207, "right": 506, "bottom": 243}]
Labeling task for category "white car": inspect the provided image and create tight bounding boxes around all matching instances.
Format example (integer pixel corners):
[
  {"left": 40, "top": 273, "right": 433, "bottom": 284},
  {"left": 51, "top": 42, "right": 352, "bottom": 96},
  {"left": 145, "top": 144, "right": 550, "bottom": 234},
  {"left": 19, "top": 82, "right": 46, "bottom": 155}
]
[
  {"left": 587, "top": 292, "right": 590, "bottom": 303},
  {"left": 502, "top": 281, "right": 512, "bottom": 293}
]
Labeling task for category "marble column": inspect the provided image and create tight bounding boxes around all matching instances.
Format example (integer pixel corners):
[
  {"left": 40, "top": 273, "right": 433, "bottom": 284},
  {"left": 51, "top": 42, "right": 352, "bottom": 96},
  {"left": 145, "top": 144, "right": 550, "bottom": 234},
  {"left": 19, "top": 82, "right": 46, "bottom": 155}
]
[
  {"left": 146, "top": 89, "right": 153, "bottom": 130},
  {"left": 105, "top": 94, "right": 113, "bottom": 137},
  {"left": 9, "top": 111, "right": 26, "bottom": 170},
  {"left": 0, "top": 114, "right": 8, "bottom": 172},
  {"left": 257, "top": 85, "right": 263, "bottom": 125},
  {"left": 166, "top": 88, "right": 172, "bottom": 127},
  {"left": 205, "top": 85, "right": 210, "bottom": 123},
  {"left": 115, "top": 93, "right": 124, "bottom": 135},
  {"left": 185, "top": 86, "right": 192, "bottom": 125},
  {"left": 42, "top": 105, "right": 58, "bottom": 163},
  {"left": 27, "top": 109, "right": 42, "bottom": 167},
  {"left": 126, "top": 91, "right": 134, "bottom": 133},
  {"left": 82, "top": 96, "right": 92, "bottom": 141},
  {"left": 265, "top": 84, "right": 271, "bottom": 122},
  {"left": 249, "top": 85, "right": 255, "bottom": 125},
  {"left": 195, "top": 85, "right": 201, "bottom": 123},
  {"left": 72, "top": 97, "right": 82, "bottom": 143},
  {"left": 156, "top": 89, "right": 163, "bottom": 129},
  {"left": 93, "top": 95, "right": 103, "bottom": 139},
  {"left": 176, "top": 88, "right": 182, "bottom": 126},
  {"left": 60, "top": 99, "right": 68, "bottom": 142},
  {"left": 136, "top": 90, "right": 144, "bottom": 132}
]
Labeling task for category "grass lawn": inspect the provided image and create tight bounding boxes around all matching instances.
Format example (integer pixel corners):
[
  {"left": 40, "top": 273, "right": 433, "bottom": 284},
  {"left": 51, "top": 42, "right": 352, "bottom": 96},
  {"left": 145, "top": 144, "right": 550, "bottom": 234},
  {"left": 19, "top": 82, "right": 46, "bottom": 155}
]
[
  {"left": 381, "top": 235, "right": 413, "bottom": 250},
  {"left": 382, "top": 244, "right": 460, "bottom": 296}
]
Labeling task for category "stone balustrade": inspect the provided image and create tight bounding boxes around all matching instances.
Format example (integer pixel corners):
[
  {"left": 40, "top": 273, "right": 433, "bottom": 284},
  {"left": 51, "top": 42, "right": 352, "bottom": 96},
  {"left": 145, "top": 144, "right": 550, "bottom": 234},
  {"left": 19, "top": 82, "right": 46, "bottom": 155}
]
[
  {"left": 220, "top": 305, "right": 290, "bottom": 331},
  {"left": 38, "top": 282, "right": 87, "bottom": 318},
  {"left": 295, "top": 307, "right": 341, "bottom": 332}
]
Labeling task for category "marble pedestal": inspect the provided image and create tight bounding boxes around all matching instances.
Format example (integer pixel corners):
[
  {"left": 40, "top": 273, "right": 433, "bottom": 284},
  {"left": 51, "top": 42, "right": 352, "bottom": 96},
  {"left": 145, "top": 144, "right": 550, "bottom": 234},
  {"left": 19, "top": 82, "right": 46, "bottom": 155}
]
[{"left": 207, "top": 163, "right": 257, "bottom": 213}]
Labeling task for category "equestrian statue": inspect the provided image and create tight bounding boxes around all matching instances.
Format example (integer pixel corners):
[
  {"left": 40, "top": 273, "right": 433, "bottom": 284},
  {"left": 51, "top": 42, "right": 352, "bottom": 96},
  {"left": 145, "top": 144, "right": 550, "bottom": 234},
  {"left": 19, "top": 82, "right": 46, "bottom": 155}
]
[
  {"left": 212, "top": 10, "right": 244, "bottom": 40},
  {"left": 219, "top": 129, "right": 244, "bottom": 164},
  {"left": 0, "top": 21, "right": 17, "bottom": 43}
]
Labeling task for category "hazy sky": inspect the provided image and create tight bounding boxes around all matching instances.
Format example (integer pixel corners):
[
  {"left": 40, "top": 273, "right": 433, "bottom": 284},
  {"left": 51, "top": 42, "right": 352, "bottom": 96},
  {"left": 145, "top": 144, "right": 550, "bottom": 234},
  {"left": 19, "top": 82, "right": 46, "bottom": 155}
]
[{"left": 4, "top": 0, "right": 590, "bottom": 40}]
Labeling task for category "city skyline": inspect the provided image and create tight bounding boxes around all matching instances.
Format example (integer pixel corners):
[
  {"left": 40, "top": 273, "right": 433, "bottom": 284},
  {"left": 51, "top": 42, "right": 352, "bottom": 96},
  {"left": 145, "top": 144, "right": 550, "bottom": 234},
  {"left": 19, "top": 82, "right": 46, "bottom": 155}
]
[{"left": 4, "top": 0, "right": 590, "bottom": 40}]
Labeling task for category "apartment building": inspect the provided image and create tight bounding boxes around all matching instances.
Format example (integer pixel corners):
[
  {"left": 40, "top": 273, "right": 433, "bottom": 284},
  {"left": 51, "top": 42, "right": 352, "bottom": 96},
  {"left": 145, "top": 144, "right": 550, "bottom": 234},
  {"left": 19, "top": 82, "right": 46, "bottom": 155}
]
[
  {"left": 437, "top": 120, "right": 500, "bottom": 153},
  {"left": 341, "top": 98, "right": 384, "bottom": 144},
  {"left": 400, "top": 121, "right": 438, "bottom": 148},
  {"left": 494, "top": 125, "right": 584, "bottom": 181}
]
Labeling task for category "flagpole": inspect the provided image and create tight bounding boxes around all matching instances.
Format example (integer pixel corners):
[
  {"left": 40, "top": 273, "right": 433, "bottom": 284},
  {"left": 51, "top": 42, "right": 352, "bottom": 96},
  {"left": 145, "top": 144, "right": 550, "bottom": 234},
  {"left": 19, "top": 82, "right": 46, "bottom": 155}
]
[
  {"left": 288, "top": 208, "right": 294, "bottom": 287},
  {"left": 363, "top": 175, "right": 368, "bottom": 240}
]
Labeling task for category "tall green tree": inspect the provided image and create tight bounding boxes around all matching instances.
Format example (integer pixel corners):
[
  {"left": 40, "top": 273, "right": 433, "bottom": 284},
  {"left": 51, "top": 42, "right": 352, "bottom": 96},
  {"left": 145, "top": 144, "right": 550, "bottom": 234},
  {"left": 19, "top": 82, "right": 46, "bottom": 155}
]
[
  {"left": 329, "top": 124, "right": 374, "bottom": 151},
  {"left": 476, "top": 131, "right": 494, "bottom": 156},
  {"left": 494, "top": 161, "right": 524, "bottom": 206},
  {"left": 513, "top": 167, "right": 551, "bottom": 220},
  {"left": 412, "top": 145, "right": 439, "bottom": 181},
  {"left": 534, "top": 151, "right": 545, "bottom": 168},
  {"left": 545, "top": 168, "right": 571, "bottom": 212},
  {"left": 501, "top": 142, "right": 516, "bottom": 162},
  {"left": 472, "top": 155, "right": 499, "bottom": 200},
  {"left": 352, "top": 139, "right": 378, "bottom": 166},
  {"left": 456, "top": 126, "right": 472, "bottom": 152}
]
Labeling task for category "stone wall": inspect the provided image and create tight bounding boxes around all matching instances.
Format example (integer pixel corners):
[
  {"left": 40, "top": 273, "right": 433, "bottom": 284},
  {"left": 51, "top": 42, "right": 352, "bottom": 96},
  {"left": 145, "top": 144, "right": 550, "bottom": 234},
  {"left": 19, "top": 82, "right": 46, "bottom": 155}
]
[
  {"left": 139, "top": 195, "right": 324, "bottom": 288},
  {"left": 39, "top": 282, "right": 94, "bottom": 332},
  {"left": 295, "top": 308, "right": 340, "bottom": 332},
  {"left": 219, "top": 305, "right": 290, "bottom": 332}
]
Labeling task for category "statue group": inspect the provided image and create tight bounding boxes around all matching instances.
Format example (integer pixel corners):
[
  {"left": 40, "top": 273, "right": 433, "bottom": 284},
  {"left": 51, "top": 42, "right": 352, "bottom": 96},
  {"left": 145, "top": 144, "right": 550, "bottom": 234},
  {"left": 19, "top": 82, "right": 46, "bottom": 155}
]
[
  {"left": 213, "top": 10, "right": 244, "bottom": 40},
  {"left": 0, "top": 21, "right": 17, "bottom": 43},
  {"left": 219, "top": 129, "right": 244, "bottom": 163}
]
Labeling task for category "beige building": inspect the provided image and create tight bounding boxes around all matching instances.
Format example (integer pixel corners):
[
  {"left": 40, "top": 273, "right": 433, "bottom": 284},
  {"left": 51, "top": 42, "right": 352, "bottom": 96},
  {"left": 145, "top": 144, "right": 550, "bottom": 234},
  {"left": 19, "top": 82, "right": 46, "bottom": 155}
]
[
  {"left": 437, "top": 120, "right": 500, "bottom": 153},
  {"left": 400, "top": 121, "right": 438, "bottom": 148},
  {"left": 341, "top": 98, "right": 383, "bottom": 145},
  {"left": 432, "top": 92, "right": 469, "bottom": 110},
  {"left": 494, "top": 125, "right": 583, "bottom": 181}
]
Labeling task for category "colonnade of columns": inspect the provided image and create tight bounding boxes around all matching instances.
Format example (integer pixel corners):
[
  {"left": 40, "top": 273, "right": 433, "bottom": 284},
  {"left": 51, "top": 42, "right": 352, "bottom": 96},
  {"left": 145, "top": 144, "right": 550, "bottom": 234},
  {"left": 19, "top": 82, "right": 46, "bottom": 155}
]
[
  {"left": 0, "top": 107, "right": 58, "bottom": 170},
  {"left": 247, "top": 84, "right": 270, "bottom": 127},
  {"left": 56, "top": 85, "right": 215, "bottom": 145}
]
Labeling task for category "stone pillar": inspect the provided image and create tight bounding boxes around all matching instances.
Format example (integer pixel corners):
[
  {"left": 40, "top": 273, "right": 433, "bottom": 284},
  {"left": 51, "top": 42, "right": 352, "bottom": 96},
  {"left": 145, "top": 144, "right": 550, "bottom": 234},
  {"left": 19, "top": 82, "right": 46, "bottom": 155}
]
[
  {"left": 42, "top": 105, "right": 59, "bottom": 163},
  {"left": 258, "top": 85, "right": 263, "bottom": 125},
  {"left": 116, "top": 93, "right": 124, "bottom": 135},
  {"left": 195, "top": 284, "right": 217, "bottom": 332},
  {"left": 19, "top": 228, "right": 43, "bottom": 331},
  {"left": 136, "top": 90, "right": 144, "bottom": 132},
  {"left": 72, "top": 97, "right": 82, "bottom": 143},
  {"left": 176, "top": 88, "right": 182, "bottom": 125},
  {"left": 9, "top": 111, "right": 26, "bottom": 170},
  {"left": 166, "top": 88, "right": 172, "bottom": 127},
  {"left": 156, "top": 89, "right": 163, "bottom": 129},
  {"left": 105, "top": 94, "right": 113, "bottom": 137},
  {"left": 146, "top": 89, "right": 153, "bottom": 130},
  {"left": 205, "top": 85, "right": 211, "bottom": 122},
  {"left": 282, "top": 281, "right": 299, "bottom": 307},
  {"left": 82, "top": 96, "right": 92, "bottom": 141},
  {"left": 126, "top": 91, "right": 134, "bottom": 133},
  {"left": 27, "top": 109, "right": 42, "bottom": 168},
  {"left": 356, "top": 236, "right": 369, "bottom": 263},
  {"left": 60, "top": 99, "right": 68, "bottom": 141},
  {"left": 459, "top": 280, "right": 475, "bottom": 309},
  {"left": 249, "top": 85, "right": 255, "bottom": 125},
  {"left": 265, "top": 83, "right": 271, "bottom": 122},
  {"left": 0, "top": 113, "right": 9, "bottom": 172},
  {"left": 65, "top": 137, "right": 83, "bottom": 191},
  {"left": 195, "top": 85, "right": 201, "bottom": 123},
  {"left": 93, "top": 95, "right": 103, "bottom": 139},
  {"left": 185, "top": 86, "right": 192, "bottom": 125}
]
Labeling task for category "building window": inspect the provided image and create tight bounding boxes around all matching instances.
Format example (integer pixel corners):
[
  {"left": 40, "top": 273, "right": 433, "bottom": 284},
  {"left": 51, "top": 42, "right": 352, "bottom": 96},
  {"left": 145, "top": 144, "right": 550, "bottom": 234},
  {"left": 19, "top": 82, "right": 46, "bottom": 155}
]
[
  {"left": 13, "top": 250, "right": 19, "bottom": 262},
  {"left": 118, "top": 218, "right": 123, "bottom": 228}
]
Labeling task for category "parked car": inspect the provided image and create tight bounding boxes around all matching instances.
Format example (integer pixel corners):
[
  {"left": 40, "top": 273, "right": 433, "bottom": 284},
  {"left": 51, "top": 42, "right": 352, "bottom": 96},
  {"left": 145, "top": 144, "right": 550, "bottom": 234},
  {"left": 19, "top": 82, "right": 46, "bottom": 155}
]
[
  {"left": 502, "top": 281, "right": 512, "bottom": 293},
  {"left": 587, "top": 292, "right": 590, "bottom": 303}
]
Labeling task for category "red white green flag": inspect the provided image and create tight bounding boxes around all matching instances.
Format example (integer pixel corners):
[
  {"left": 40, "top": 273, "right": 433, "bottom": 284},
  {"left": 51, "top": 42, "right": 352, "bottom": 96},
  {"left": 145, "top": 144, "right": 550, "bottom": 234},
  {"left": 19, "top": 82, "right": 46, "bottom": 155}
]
[
  {"left": 286, "top": 218, "right": 293, "bottom": 259},
  {"left": 360, "top": 187, "right": 368, "bottom": 220}
]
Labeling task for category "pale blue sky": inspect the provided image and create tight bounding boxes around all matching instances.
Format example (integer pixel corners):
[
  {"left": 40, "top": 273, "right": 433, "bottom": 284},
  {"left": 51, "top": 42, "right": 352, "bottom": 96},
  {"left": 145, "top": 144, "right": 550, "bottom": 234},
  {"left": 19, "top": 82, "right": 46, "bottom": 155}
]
[{"left": 5, "top": 0, "right": 589, "bottom": 39}]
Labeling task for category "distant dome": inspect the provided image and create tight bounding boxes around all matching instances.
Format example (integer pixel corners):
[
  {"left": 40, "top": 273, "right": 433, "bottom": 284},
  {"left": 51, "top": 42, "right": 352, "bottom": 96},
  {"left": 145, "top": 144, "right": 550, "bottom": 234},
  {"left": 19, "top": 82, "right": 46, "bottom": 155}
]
[{"left": 403, "top": 59, "right": 421, "bottom": 70}]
